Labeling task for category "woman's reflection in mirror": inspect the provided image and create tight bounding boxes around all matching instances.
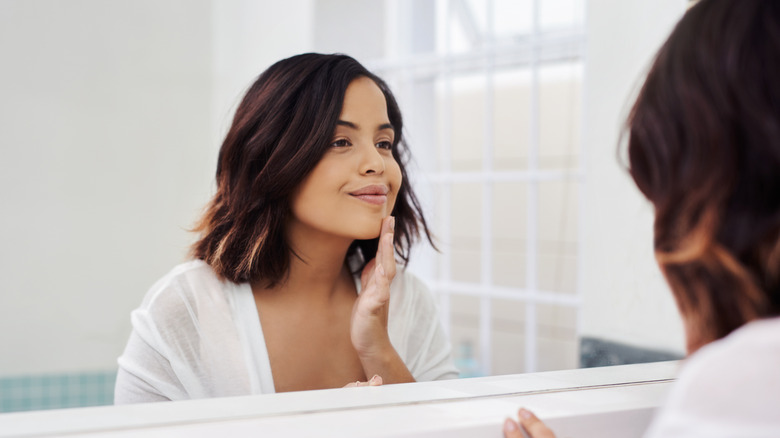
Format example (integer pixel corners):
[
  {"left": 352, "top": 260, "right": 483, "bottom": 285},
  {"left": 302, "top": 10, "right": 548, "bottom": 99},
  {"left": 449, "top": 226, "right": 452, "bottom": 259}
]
[{"left": 114, "top": 53, "right": 458, "bottom": 403}]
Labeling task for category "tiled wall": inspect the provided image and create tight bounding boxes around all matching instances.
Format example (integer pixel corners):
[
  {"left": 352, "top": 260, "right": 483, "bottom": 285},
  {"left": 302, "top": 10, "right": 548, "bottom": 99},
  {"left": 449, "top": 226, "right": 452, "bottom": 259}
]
[{"left": 0, "top": 371, "right": 116, "bottom": 413}]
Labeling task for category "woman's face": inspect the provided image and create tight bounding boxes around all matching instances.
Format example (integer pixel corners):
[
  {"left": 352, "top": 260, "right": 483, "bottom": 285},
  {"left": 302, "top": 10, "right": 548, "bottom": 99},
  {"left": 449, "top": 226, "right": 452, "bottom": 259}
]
[{"left": 289, "top": 76, "right": 403, "bottom": 242}]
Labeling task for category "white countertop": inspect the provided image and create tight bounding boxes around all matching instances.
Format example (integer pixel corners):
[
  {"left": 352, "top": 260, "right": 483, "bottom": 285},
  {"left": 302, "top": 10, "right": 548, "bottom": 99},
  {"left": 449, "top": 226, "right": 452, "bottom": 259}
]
[{"left": 0, "top": 361, "right": 680, "bottom": 438}]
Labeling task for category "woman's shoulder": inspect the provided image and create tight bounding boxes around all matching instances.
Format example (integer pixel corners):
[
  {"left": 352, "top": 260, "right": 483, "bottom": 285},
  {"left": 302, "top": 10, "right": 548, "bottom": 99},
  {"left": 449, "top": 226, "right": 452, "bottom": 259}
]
[
  {"left": 649, "top": 317, "right": 780, "bottom": 436},
  {"left": 682, "top": 316, "right": 780, "bottom": 379},
  {"left": 137, "top": 259, "right": 233, "bottom": 315}
]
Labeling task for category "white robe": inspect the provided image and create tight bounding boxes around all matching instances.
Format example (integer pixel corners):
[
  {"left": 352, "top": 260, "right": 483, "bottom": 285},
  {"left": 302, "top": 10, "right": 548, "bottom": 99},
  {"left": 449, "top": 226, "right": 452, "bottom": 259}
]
[
  {"left": 645, "top": 316, "right": 780, "bottom": 437},
  {"left": 115, "top": 260, "right": 458, "bottom": 403}
]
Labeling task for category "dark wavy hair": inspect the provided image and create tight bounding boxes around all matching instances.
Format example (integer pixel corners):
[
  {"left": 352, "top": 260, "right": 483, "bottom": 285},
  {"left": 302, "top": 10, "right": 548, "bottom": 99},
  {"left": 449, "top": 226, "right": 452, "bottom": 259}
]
[
  {"left": 191, "top": 53, "right": 434, "bottom": 286},
  {"left": 626, "top": 0, "right": 780, "bottom": 352}
]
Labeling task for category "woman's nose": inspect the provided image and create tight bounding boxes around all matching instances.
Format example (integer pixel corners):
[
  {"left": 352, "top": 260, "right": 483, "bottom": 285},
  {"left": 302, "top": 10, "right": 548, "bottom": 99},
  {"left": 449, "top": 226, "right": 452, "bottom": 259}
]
[{"left": 359, "top": 143, "right": 385, "bottom": 175}]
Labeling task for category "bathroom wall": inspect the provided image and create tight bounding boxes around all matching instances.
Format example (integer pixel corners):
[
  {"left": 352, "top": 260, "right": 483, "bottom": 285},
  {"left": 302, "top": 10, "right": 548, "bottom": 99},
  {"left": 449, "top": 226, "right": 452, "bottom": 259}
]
[
  {"left": 0, "top": 0, "right": 313, "bottom": 379},
  {"left": 581, "top": 0, "right": 687, "bottom": 353},
  {"left": 0, "top": 0, "right": 214, "bottom": 377}
]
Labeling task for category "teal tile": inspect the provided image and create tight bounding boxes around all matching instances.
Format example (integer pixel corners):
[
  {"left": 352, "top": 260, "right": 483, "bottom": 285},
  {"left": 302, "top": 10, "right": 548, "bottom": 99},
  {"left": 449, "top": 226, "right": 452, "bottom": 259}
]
[{"left": 0, "top": 370, "right": 117, "bottom": 413}]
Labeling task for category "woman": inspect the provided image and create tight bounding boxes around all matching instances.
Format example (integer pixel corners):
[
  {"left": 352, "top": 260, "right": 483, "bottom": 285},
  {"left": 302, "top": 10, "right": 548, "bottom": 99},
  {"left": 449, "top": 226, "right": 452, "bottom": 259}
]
[
  {"left": 115, "top": 53, "right": 458, "bottom": 402},
  {"left": 505, "top": 0, "right": 780, "bottom": 436}
]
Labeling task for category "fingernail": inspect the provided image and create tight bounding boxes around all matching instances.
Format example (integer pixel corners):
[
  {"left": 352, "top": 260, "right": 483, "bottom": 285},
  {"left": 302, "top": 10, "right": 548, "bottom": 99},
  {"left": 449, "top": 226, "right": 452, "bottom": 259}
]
[
  {"left": 377, "top": 263, "right": 385, "bottom": 277},
  {"left": 504, "top": 418, "right": 518, "bottom": 431},
  {"left": 389, "top": 216, "right": 395, "bottom": 232},
  {"left": 519, "top": 408, "right": 532, "bottom": 419},
  {"left": 371, "top": 374, "right": 381, "bottom": 383}
]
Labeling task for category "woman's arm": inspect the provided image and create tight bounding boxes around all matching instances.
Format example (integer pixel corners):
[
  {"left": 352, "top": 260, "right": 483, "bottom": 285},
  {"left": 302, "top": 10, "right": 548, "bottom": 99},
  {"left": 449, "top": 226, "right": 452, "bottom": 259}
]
[
  {"left": 115, "top": 332, "right": 178, "bottom": 404},
  {"left": 350, "top": 216, "right": 416, "bottom": 384},
  {"left": 115, "top": 316, "right": 187, "bottom": 404}
]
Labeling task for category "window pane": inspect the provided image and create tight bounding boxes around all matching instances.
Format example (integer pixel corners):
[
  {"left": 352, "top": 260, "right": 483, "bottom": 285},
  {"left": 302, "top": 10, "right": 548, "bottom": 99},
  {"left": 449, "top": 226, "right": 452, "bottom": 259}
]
[
  {"left": 537, "top": 181, "right": 578, "bottom": 294},
  {"left": 448, "top": 182, "right": 482, "bottom": 284},
  {"left": 493, "top": 0, "right": 532, "bottom": 38},
  {"left": 491, "top": 298, "right": 526, "bottom": 375},
  {"left": 493, "top": 68, "right": 531, "bottom": 170},
  {"left": 490, "top": 300, "right": 579, "bottom": 374},
  {"left": 437, "top": 0, "right": 489, "bottom": 54},
  {"left": 539, "top": 62, "right": 582, "bottom": 170},
  {"left": 536, "top": 303, "right": 579, "bottom": 371},
  {"left": 450, "top": 294, "right": 483, "bottom": 376},
  {"left": 492, "top": 182, "right": 527, "bottom": 288},
  {"left": 437, "top": 74, "right": 486, "bottom": 172}
]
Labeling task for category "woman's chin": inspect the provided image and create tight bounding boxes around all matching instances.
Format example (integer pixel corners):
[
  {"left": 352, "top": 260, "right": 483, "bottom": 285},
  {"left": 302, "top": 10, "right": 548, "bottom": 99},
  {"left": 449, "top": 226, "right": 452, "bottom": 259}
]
[
  {"left": 345, "top": 219, "right": 386, "bottom": 241},
  {"left": 352, "top": 232, "right": 382, "bottom": 241}
]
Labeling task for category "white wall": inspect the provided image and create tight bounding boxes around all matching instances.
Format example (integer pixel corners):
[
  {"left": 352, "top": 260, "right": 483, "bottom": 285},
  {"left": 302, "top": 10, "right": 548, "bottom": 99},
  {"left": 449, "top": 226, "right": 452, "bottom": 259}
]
[
  {"left": 211, "top": 0, "right": 314, "bottom": 150},
  {"left": 581, "top": 0, "right": 688, "bottom": 353},
  {"left": 312, "top": 0, "right": 385, "bottom": 63},
  {"left": 0, "top": 0, "right": 213, "bottom": 376},
  {"left": 0, "top": 0, "right": 313, "bottom": 377}
]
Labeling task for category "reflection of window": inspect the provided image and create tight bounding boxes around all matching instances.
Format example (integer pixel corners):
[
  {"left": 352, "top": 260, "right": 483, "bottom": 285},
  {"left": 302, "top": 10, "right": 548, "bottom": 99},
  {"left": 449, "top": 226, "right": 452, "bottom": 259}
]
[{"left": 370, "top": 0, "right": 585, "bottom": 376}]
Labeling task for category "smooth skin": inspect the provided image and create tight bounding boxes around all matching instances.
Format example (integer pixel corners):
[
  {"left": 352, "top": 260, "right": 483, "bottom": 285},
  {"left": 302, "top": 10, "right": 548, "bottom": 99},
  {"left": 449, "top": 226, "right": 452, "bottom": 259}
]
[
  {"left": 504, "top": 409, "right": 556, "bottom": 438},
  {"left": 251, "top": 77, "right": 413, "bottom": 392}
]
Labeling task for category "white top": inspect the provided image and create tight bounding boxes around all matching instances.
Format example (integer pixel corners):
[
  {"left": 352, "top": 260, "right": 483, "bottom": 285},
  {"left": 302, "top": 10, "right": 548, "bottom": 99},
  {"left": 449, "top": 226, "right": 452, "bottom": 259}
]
[
  {"left": 115, "top": 260, "right": 458, "bottom": 403},
  {"left": 645, "top": 316, "right": 780, "bottom": 437}
]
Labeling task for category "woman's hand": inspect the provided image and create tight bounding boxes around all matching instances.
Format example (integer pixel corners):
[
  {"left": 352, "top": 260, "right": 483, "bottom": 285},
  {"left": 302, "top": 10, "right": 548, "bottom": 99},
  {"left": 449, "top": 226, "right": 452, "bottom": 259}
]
[
  {"left": 351, "top": 216, "right": 396, "bottom": 359},
  {"left": 342, "top": 375, "right": 383, "bottom": 388},
  {"left": 349, "top": 216, "right": 413, "bottom": 384},
  {"left": 504, "top": 409, "right": 556, "bottom": 438}
]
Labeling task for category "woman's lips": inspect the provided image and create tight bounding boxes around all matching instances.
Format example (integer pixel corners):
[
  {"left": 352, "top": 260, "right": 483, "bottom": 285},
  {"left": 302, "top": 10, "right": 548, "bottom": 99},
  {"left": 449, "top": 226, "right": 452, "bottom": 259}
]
[
  {"left": 351, "top": 194, "right": 388, "bottom": 205},
  {"left": 349, "top": 185, "right": 389, "bottom": 205}
]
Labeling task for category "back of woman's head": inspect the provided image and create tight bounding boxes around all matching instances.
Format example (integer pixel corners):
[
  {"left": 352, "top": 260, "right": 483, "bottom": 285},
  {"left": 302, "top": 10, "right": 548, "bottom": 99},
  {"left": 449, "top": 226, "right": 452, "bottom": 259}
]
[
  {"left": 192, "top": 53, "right": 432, "bottom": 286},
  {"left": 627, "top": 0, "right": 780, "bottom": 352}
]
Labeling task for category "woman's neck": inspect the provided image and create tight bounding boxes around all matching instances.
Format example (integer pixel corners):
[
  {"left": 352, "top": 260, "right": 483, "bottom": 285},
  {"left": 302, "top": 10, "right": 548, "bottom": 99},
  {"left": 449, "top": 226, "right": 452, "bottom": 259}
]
[{"left": 255, "top": 224, "right": 356, "bottom": 302}]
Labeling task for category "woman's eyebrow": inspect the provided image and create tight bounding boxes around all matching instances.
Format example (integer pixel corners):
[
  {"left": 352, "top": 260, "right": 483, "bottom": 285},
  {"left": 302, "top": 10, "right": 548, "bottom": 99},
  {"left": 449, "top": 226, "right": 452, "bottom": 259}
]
[
  {"left": 336, "top": 120, "right": 358, "bottom": 129},
  {"left": 336, "top": 120, "right": 395, "bottom": 132}
]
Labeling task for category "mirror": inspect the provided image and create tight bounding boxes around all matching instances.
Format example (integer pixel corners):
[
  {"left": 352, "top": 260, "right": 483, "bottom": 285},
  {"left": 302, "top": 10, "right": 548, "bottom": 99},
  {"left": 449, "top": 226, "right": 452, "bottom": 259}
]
[{"left": 0, "top": 0, "right": 687, "bottom": 413}]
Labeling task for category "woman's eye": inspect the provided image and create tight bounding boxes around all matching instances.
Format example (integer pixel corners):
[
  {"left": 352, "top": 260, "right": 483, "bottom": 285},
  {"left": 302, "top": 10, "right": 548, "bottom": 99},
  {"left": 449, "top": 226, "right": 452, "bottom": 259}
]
[
  {"left": 376, "top": 141, "right": 393, "bottom": 150},
  {"left": 330, "top": 139, "right": 351, "bottom": 148}
]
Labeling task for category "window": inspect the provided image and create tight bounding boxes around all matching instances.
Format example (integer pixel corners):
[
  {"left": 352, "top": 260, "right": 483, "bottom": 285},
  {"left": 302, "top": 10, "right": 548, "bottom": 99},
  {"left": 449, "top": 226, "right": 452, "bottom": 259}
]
[{"left": 369, "top": 0, "right": 586, "bottom": 375}]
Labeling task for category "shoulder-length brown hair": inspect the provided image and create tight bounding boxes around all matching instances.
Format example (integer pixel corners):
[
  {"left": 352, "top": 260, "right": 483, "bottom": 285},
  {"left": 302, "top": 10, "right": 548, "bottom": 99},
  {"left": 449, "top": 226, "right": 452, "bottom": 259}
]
[
  {"left": 626, "top": 0, "right": 780, "bottom": 352},
  {"left": 191, "top": 53, "right": 434, "bottom": 286}
]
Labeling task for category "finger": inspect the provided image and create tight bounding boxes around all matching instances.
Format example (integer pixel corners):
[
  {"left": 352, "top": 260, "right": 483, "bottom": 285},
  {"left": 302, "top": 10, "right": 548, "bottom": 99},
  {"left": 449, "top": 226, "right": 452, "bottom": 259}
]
[
  {"left": 372, "top": 262, "right": 390, "bottom": 306},
  {"left": 344, "top": 376, "right": 383, "bottom": 388},
  {"left": 380, "top": 231, "right": 396, "bottom": 280},
  {"left": 374, "top": 217, "right": 390, "bottom": 261},
  {"left": 376, "top": 216, "right": 392, "bottom": 256},
  {"left": 517, "top": 409, "right": 556, "bottom": 438},
  {"left": 503, "top": 418, "right": 526, "bottom": 438},
  {"left": 363, "top": 267, "right": 377, "bottom": 296},
  {"left": 380, "top": 215, "right": 394, "bottom": 237},
  {"left": 360, "top": 258, "right": 376, "bottom": 289},
  {"left": 355, "top": 265, "right": 388, "bottom": 317},
  {"left": 383, "top": 216, "right": 395, "bottom": 263},
  {"left": 361, "top": 216, "right": 393, "bottom": 289}
]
